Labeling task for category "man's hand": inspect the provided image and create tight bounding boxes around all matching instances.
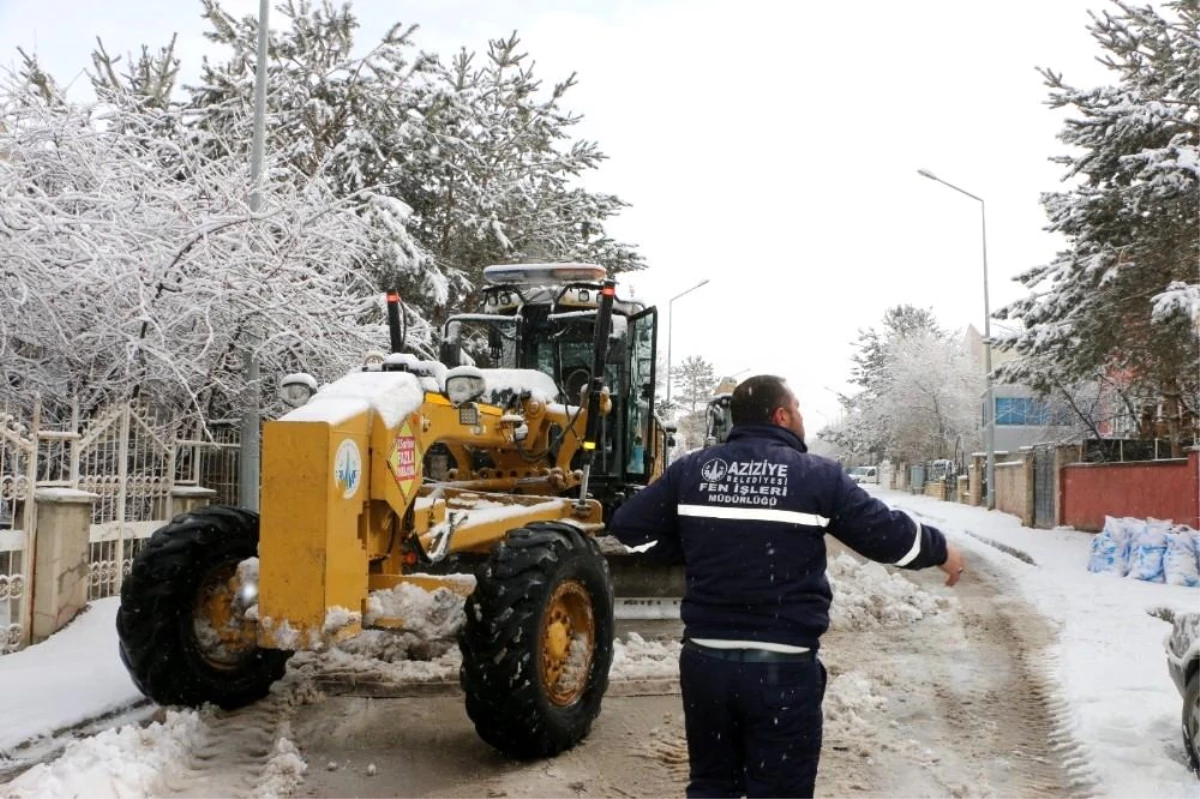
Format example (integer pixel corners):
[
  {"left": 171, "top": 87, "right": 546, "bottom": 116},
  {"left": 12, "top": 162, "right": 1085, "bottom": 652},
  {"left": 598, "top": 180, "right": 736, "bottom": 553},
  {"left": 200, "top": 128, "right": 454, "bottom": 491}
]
[{"left": 939, "top": 545, "right": 965, "bottom": 587}]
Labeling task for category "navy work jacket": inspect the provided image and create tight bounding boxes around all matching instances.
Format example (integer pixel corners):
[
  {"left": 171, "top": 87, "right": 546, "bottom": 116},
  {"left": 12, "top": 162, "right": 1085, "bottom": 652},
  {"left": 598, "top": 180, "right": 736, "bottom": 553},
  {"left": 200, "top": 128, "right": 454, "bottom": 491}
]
[{"left": 609, "top": 424, "right": 949, "bottom": 650}]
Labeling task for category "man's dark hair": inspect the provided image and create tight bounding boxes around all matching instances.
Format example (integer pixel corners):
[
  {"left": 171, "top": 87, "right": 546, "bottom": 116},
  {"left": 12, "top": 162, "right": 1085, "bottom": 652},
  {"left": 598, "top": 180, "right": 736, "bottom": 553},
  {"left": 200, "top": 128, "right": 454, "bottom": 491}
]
[{"left": 730, "top": 375, "right": 790, "bottom": 425}]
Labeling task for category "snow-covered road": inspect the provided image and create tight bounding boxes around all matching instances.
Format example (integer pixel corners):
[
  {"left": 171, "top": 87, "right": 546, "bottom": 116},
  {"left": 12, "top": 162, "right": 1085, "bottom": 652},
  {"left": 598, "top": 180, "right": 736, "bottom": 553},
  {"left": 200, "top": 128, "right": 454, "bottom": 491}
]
[{"left": 1, "top": 489, "right": 1196, "bottom": 797}]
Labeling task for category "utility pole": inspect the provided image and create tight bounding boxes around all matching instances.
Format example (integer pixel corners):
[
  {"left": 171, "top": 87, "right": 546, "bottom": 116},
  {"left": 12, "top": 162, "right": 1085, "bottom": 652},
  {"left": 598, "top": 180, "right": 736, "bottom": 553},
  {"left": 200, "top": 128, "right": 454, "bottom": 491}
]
[{"left": 239, "top": 0, "right": 270, "bottom": 511}]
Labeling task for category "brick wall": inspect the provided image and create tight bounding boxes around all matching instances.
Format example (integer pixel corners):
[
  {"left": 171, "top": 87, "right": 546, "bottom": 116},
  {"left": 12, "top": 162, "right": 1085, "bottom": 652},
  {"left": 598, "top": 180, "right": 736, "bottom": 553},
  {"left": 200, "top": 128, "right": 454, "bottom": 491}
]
[{"left": 1061, "top": 450, "right": 1199, "bottom": 531}]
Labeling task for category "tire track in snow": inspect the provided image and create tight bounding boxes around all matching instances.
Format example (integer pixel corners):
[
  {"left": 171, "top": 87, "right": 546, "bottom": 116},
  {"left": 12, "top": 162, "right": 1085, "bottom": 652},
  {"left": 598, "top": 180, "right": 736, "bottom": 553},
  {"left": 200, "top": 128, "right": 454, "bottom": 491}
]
[
  {"left": 153, "top": 676, "right": 317, "bottom": 799},
  {"left": 817, "top": 542, "right": 1099, "bottom": 797}
]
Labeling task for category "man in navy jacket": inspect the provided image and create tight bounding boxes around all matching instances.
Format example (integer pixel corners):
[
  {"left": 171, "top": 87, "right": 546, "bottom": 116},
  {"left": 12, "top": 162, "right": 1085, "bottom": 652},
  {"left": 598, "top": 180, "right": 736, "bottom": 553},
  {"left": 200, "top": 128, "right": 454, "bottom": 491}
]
[{"left": 610, "top": 375, "right": 965, "bottom": 798}]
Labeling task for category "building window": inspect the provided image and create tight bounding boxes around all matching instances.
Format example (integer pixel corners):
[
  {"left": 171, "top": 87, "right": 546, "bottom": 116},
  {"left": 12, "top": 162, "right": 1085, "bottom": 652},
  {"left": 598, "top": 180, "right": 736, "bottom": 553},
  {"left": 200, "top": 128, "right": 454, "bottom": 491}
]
[{"left": 994, "top": 397, "right": 1073, "bottom": 426}]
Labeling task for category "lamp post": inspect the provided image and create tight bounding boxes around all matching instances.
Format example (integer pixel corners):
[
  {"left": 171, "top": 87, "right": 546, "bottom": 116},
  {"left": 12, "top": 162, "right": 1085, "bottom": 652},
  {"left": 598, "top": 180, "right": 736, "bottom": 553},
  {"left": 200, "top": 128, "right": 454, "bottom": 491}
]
[
  {"left": 665, "top": 278, "right": 711, "bottom": 413},
  {"left": 918, "top": 168, "right": 996, "bottom": 510},
  {"left": 238, "top": 0, "right": 271, "bottom": 512}
]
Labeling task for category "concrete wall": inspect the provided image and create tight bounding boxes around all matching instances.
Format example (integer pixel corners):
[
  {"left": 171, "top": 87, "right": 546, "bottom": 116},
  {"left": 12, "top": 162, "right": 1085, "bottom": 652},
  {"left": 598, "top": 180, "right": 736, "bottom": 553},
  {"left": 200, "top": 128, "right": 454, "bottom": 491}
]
[
  {"left": 1061, "top": 450, "right": 1199, "bottom": 531},
  {"left": 994, "top": 453, "right": 1034, "bottom": 527}
]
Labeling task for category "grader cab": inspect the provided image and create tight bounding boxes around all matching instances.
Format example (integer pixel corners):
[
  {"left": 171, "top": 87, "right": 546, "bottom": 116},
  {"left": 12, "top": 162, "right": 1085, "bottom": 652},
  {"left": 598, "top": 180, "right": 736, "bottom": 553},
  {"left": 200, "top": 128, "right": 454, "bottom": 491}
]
[{"left": 116, "top": 263, "right": 670, "bottom": 758}]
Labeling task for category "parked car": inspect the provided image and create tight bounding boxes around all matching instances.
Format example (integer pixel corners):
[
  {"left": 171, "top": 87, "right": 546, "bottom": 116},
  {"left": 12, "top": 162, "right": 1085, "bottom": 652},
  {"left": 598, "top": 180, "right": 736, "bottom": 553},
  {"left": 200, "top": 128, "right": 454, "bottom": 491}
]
[
  {"left": 1166, "top": 610, "right": 1200, "bottom": 774},
  {"left": 848, "top": 466, "right": 878, "bottom": 485}
]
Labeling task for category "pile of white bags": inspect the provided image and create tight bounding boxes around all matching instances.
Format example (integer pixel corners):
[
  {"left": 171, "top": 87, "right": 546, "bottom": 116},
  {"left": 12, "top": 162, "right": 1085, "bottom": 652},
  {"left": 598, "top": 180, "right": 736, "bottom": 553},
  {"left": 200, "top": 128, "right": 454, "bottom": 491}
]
[{"left": 1087, "top": 515, "right": 1200, "bottom": 587}]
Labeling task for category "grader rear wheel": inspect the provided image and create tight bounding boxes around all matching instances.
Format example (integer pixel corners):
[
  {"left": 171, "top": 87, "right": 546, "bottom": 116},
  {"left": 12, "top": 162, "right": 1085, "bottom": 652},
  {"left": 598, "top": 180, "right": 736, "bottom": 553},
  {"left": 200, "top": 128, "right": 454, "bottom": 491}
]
[{"left": 459, "top": 522, "right": 615, "bottom": 759}]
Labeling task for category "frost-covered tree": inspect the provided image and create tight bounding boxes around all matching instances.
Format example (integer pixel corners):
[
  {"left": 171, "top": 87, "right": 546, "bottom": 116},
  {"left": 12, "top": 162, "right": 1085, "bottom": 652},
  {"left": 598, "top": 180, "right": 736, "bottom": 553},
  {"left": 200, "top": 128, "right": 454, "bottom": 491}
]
[
  {"left": 0, "top": 73, "right": 425, "bottom": 422},
  {"left": 872, "top": 330, "right": 983, "bottom": 461},
  {"left": 823, "top": 307, "right": 980, "bottom": 462},
  {"left": 850, "top": 305, "right": 942, "bottom": 398},
  {"left": 997, "top": 0, "right": 1199, "bottom": 456}
]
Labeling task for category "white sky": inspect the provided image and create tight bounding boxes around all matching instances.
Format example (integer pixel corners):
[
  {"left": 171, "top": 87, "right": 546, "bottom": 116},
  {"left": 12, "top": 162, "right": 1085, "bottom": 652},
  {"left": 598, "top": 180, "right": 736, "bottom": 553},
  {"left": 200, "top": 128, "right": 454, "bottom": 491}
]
[{"left": 0, "top": 0, "right": 1116, "bottom": 430}]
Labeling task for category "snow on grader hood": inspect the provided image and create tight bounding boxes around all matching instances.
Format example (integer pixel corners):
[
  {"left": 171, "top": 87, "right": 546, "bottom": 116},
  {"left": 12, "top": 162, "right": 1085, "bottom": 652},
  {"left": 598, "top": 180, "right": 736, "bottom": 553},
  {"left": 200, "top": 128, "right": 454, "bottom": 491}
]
[{"left": 115, "top": 267, "right": 671, "bottom": 759}]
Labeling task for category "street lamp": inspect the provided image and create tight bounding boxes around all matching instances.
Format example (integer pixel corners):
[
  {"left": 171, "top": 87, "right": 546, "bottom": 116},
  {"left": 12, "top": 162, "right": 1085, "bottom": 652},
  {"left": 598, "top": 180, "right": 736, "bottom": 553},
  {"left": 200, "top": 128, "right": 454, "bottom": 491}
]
[
  {"left": 665, "top": 278, "right": 711, "bottom": 412},
  {"left": 918, "top": 167, "right": 996, "bottom": 510}
]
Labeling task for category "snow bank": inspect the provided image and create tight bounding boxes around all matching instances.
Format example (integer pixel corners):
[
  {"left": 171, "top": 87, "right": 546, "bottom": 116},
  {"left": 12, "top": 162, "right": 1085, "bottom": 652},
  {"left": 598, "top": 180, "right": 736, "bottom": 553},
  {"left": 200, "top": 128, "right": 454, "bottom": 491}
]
[
  {"left": 827, "top": 552, "right": 952, "bottom": 631},
  {"left": 0, "top": 598, "right": 140, "bottom": 754},
  {"left": 364, "top": 583, "right": 464, "bottom": 643},
  {"left": 867, "top": 487, "right": 1199, "bottom": 796},
  {"left": 1, "top": 711, "right": 204, "bottom": 799}
]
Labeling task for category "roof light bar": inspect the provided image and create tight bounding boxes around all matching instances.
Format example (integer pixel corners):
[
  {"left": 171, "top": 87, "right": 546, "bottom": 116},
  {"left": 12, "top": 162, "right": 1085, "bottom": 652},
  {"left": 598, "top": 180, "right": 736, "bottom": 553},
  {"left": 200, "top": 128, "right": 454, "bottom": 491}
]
[{"left": 483, "top": 263, "right": 607, "bottom": 286}]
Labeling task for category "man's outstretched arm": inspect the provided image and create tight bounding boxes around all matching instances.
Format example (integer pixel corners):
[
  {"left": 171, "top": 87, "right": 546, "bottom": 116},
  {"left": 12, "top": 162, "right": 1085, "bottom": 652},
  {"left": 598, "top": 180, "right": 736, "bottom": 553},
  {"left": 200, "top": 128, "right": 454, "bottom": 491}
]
[
  {"left": 824, "top": 470, "right": 964, "bottom": 585},
  {"left": 609, "top": 466, "right": 684, "bottom": 565}
]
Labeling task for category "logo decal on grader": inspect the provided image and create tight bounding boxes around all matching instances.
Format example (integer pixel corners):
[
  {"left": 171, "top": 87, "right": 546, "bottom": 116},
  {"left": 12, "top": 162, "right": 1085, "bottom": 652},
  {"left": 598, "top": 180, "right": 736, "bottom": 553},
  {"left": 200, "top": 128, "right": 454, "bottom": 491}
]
[
  {"left": 389, "top": 419, "right": 420, "bottom": 499},
  {"left": 334, "top": 439, "right": 362, "bottom": 498}
]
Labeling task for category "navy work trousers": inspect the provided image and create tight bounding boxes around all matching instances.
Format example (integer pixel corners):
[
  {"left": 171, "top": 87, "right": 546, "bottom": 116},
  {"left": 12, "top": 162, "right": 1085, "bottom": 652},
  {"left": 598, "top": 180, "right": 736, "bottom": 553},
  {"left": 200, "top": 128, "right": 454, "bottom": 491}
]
[{"left": 679, "top": 643, "right": 827, "bottom": 798}]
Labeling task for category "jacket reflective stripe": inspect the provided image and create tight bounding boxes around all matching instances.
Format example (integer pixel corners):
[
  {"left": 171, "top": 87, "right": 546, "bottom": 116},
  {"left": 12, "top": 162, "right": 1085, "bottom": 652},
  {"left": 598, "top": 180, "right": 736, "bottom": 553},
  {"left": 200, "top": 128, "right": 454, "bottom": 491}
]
[
  {"left": 893, "top": 510, "right": 923, "bottom": 566},
  {"left": 679, "top": 504, "right": 830, "bottom": 528}
]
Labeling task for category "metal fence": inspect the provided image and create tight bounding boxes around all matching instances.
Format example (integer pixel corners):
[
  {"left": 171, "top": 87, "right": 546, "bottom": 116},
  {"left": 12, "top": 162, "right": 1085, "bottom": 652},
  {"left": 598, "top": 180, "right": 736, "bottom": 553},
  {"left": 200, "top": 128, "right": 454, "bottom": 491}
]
[{"left": 0, "top": 399, "right": 239, "bottom": 652}]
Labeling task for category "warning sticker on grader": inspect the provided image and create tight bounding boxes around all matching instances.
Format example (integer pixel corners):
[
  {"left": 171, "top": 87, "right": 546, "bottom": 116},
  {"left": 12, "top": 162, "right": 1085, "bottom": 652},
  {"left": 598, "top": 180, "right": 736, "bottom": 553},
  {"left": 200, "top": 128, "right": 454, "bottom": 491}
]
[{"left": 388, "top": 420, "right": 420, "bottom": 499}]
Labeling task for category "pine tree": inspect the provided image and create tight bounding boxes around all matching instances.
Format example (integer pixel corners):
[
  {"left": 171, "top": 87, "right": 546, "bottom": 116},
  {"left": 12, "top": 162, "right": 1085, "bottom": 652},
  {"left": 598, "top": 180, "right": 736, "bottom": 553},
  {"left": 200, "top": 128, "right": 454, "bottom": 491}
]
[
  {"left": 186, "top": 3, "right": 644, "bottom": 326},
  {"left": 997, "top": 0, "right": 1199, "bottom": 455},
  {"left": 672, "top": 355, "right": 717, "bottom": 418}
]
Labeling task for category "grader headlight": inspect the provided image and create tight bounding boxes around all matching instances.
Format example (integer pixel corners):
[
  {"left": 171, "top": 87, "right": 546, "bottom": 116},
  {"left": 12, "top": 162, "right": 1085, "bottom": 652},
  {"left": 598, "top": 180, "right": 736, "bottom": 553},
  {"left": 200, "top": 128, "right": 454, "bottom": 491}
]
[
  {"left": 279, "top": 373, "right": 319, "bottom": 408},
  {"left": 444, "top": 366, "right": 487, "bottom": 406}
]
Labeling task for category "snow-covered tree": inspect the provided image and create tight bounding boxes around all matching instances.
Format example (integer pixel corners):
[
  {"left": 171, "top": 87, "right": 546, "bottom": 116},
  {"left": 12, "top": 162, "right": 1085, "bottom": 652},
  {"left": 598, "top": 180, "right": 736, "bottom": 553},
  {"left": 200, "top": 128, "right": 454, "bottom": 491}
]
[
  {"left": 0, "top": 73, "right": 426, "bottom": 422},
  {"left": 187, "top": 3, "right": 644, "bottom": 323},
  {"left": 672, "top": 356, "right": 716, "bottom": 417},
  {"left": 996, "top": 0, "right": 1199, "bottom": 456},
  {"left": 185, "top": 0, "right": 449, "bottom": 309},
  {"left": 872, "top": 329, "right": 983, "bottom": 461},
  {"left": 823, "top": 307, "right": 981, "bottom": 462},
  {"left": 1, "top": 0, "right": 650, "bottom": 426},
  {"left": 669, "top": 355, "right": 716, "bottom": 449}
]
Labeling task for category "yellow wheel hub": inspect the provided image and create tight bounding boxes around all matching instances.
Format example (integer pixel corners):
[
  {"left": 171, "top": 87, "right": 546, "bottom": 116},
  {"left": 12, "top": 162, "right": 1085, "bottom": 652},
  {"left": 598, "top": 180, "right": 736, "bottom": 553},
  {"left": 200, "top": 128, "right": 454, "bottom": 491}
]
[
  {"left": 539, "top": 579, "right": 595, "bottom": 706},
  {"left": 192, "top": 562, "right": 258, "bottom": 668}
]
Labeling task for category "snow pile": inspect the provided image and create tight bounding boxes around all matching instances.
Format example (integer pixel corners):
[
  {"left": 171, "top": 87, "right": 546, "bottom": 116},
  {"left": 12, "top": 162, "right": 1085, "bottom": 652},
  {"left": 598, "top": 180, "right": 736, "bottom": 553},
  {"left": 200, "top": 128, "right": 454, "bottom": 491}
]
[
  {"left": 364, "top": 583, "right": 465, "bottom": 651},
  {"left": 823, "top": 672, "right": 888, "bottom": 740},
  {"left": 1088, "top": 516, "right": 1199, "bottom": 586},
  {"left": 610, "top": 633, "right": 681, "bottom": 680},
  {"left": 1, "top": 711, "right": 204, "bottom": 799},
  {"left": 250, "top": 735, "right": 308, "bottom": 799},
  {"left": 826, "top": 553, "right": 952, "bottom": 631}
]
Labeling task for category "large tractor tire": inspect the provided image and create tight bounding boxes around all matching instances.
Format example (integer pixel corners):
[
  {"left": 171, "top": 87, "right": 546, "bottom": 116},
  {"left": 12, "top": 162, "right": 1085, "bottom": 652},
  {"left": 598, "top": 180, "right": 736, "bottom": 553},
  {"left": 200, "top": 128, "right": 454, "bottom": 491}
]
[
  {"left": 459, "top": 522, "right": 615, "bottom": 759},
  {"left": 116, "top": 505, "right": 290, "bottom": 710}
]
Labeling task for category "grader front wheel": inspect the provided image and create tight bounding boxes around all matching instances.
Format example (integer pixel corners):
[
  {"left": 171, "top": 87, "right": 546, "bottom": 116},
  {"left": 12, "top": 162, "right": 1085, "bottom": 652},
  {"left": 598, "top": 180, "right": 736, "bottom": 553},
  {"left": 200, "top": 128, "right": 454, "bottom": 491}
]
[
  {"left": 116, "top": 505, "right": 291, "bottom": 710},
  {"left": 459, "top": 522, "right": 615, "bottom": 759}
]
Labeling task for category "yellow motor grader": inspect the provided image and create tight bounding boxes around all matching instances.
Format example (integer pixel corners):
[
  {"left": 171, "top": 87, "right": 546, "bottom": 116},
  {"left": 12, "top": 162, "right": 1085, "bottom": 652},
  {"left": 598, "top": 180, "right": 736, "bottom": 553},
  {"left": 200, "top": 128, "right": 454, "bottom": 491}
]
[{"left": 116, "top": 263, "right": 672, "bottom": 758}]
